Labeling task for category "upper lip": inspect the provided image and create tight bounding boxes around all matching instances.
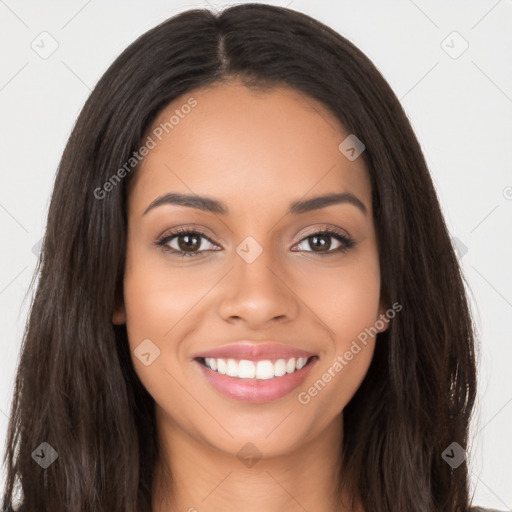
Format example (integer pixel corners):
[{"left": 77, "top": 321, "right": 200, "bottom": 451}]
[{"left": 192, "top": 342, "right": 316, "bottom": 361}]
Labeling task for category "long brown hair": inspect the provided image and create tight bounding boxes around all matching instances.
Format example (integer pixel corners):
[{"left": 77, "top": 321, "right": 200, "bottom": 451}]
[{"left": 1, "top": 4, "right": 477, "bottom": 511}]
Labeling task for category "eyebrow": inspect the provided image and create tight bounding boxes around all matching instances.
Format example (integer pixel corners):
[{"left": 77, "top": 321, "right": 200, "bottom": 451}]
[{"left": 143, "top": 191, "right": 367, "bottom": 217}]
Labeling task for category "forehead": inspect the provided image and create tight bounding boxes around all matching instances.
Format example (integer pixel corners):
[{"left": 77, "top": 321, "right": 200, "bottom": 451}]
[{"left": 130, "top": 81, "right": 372, "bottom": 217}]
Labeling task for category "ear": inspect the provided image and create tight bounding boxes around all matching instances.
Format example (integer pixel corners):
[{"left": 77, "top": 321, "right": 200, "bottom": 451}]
[
  {"left": 376, "top": 298, "right": 390, "bottom": 333},
  {"left": 112, "top": 305, "right": 126, "bottom": 325},
  {"left": 112, "top": 291, "right": 126, "bottom": 325}
]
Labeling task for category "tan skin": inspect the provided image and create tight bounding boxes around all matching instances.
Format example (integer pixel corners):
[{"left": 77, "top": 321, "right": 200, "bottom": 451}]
[{"left": 113, "top": 80, "right": 389, "bottom": 512}]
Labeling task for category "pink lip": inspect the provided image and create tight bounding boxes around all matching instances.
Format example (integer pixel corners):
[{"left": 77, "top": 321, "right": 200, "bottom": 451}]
[
  {"left": 195, "top": 356, "right": 318, "bottom": 403},
  {"left": 192, "top": 342, "right": 316, "bottom": 362}
]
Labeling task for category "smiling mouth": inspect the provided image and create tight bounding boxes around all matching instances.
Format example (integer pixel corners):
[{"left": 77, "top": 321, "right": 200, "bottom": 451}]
[{"left": 196, "top": 355, "right": 318, "bottom": 380}]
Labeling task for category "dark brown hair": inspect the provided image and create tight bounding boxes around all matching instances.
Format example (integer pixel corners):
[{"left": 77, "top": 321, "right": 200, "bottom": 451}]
[{"left": 1, "top": 4, "right": 477, "bottom": 511}]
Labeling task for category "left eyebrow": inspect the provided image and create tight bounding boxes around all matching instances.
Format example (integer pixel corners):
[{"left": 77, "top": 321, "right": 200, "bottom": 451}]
[
  {"left": 142, "top": 191, "right": 367, "bottom": 217},
  {"left": 288, "top": 192, "right": 367, "bottom": 216}
]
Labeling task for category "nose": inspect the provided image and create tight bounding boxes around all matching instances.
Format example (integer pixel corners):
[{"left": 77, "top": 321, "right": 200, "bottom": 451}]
[{"left": 216, "top": 242, "right": 300, "bottom": 329}]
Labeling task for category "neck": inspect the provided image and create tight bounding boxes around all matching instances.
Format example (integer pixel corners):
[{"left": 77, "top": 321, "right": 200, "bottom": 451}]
[{"left": 151, "top": 409, "right": 360, "bottom": 512}]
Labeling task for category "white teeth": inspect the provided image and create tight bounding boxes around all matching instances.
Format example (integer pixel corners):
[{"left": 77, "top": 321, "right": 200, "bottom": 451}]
[
  {"left": 202, "top": 356, "right": 311, "bottom": 379},
  {"left": 238, "top": 359, "right": 256, "bottom": 379},
  {"left": 256, "top": 360, "right": 274, "bottom": 380},
  {"left": 216, "top": 358, "right": 227, "bottom": 375},
  {"left": 226, "top": 358, "right": 238, "bottom": 377},
  {"left": 274, "top": 359, "right": 287, "bottom": 377},
  {"left": 296, "top": 357, "right": 308, "bottom": 370}
]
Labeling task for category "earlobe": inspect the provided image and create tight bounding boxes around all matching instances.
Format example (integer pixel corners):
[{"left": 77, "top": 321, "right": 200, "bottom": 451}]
[
  {"left": 376, "top": 300, "right": 391, "bottom": 333},
  {"left": 112, "top": 306, "right": 126, "bottom": 324},
  {"left": 112, "top": 286, "right": 126, "bottom": 324}
]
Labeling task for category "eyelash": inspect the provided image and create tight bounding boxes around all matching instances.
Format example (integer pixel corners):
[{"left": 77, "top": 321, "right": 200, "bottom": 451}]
[{"left": 155, "top": 226, "right": 356, "bottom": 258}]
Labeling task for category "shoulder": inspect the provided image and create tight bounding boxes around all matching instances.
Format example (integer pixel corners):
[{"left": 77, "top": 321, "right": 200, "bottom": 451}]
[{"left": 471, "top": 507, "right": 510, "bottom": 512}]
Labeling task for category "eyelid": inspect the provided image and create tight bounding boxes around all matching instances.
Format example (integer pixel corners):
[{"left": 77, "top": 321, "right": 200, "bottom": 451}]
[
  {"left": 157, "top": 223, "right": 352, "bottom": 245},
  {"left": 155, "top": 223, "right": 355, "bottom": 258},
  {"left": 291, "top": 226, "right": 355, "bottom": 254},
  {"left": 156, "top": 227, "right": 220, "bottom": 250},
  {"left": 157, "top": 224, "right": 221, "bottom": 244},
  {"left": 297, "top": 223, "right": 351, "bottom": 240}
]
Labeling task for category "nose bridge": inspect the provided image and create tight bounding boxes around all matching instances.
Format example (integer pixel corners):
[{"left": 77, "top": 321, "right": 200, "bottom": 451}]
[
  {"left": 236, "top": 234, "right": 278, "bottom": 285},
  {"left": 217, "top": 232, "right": 298, "bottom": 325}
]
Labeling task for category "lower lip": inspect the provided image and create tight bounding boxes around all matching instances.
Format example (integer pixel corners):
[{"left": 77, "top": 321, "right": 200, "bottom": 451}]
[{"left": 195, "top": 357, "right": 318, "bottom": 403}]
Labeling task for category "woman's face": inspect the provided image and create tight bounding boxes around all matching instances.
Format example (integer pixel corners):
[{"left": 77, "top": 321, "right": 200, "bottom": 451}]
[{"left": 114, "top": 80, "right": 388, "bottom": 458}]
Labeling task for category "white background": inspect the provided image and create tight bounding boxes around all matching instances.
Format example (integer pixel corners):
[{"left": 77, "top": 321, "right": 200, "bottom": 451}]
[{"left": 1, "top": 0, "right": 511, "bottom": 509}]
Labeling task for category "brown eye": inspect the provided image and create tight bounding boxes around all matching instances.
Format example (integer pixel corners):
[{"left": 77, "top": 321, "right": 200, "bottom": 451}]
[
  {"left": 157, "top": 229, "right": 219, "bottom": 258},
  {"left": 175, "top": 232, "right": 201, "bottom": 252},
  {"left": 293, "top": 229, "right": 355, "bottom": 255}
]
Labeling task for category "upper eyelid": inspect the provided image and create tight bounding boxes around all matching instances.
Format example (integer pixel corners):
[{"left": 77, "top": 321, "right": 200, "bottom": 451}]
[{"left": 158, "top": 226, "right": 352, "bottom": 248}]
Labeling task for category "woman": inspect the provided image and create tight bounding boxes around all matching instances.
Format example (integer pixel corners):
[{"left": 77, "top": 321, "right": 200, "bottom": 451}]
[{"left": 1, "top": 4, "right": 501, "bottom": 511}]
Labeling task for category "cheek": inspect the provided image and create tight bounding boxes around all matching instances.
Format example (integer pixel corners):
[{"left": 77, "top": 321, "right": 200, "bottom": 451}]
[
  {"left": 121, "top": 257, "right": 204, "bottom": 420},
  {"left": 122, "top": 241, "right": 211, "bottom": 346},
  {"left": 297, "top": 253, "right": 381, "bottom": 345},
  {"left": 293, "top": 256, "right": 381, "bottom": 410},
  {"left": 120, "top": 243, "right": 227, "bottom": 412}
]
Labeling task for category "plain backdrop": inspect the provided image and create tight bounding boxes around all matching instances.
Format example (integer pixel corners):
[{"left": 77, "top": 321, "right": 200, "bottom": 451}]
[{"left": 0, "top": 0, "right": 511, "bottom": 509}]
